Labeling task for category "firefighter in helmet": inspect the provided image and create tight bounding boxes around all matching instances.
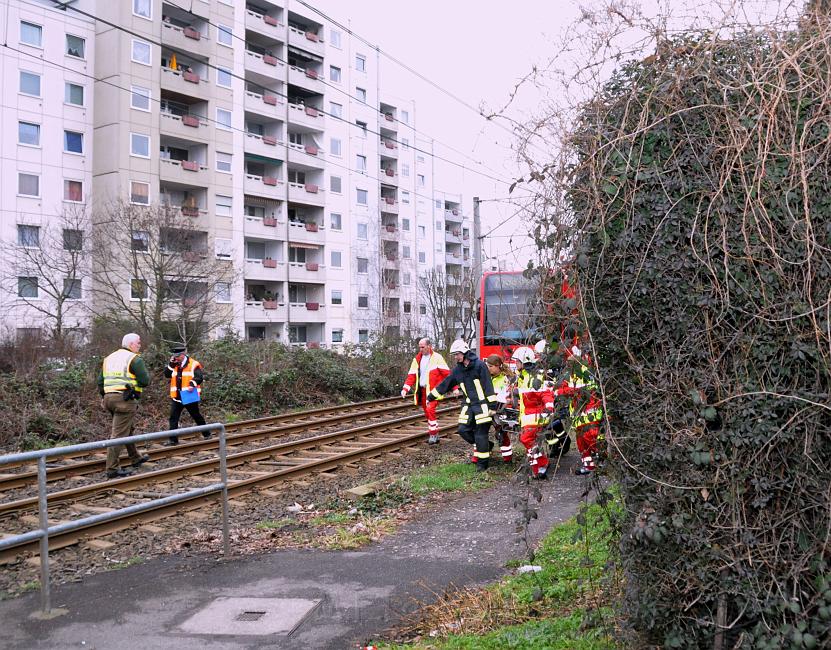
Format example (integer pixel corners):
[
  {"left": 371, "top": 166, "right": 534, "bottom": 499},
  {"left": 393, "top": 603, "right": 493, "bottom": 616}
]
[{"left": 512, "top": 346, "right": 557, "bottom": 479}]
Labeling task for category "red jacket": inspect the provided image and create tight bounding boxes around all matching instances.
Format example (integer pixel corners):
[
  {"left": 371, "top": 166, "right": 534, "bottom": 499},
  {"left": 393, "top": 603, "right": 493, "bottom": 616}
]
[{"left": 402, "top": 352, "right": 450, "bottom": 405}]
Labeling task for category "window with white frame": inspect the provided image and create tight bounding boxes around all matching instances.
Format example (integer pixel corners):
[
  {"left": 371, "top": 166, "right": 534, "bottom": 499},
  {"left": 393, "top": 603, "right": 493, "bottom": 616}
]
[
  {"left": 330, "top": 138, "right": 342, "bottom": 157},
  {"left": 329, "top": 65, "right": 341, "bottom": 82},
  {"left": 20, "top": 22, "right": 42, "bottom": 47},
  {"left": 332, "top": 328, "right": 343, "bottom": 342},
  {"left": 215, "top": 238, "right": 232, "bottom": 259},
  {"left": 401, "top": 110, "right": 409, "bottom": 123},
  {"left": 131, "top": 39, "right": 151, "bottom": 65},
  {"left": 64, "top": 180, "right": 83, "bottom": 202},
  {"left": 330, "top": 213, "right": 342, "bottom": 230},
  {"left": 330, "top": 29, "right": 342, "bottom": 48},
  {"left": 330, "top": 251, "right": 342, "bottom": 268},
  {"left": 130, "top": 181, "right": 149, "bottom": 205},
  {"left": 18, "top": 173, "right": 39, "bottom": 197},
  {"left": 329, "top": 102, "right": 343, "bottom": 118},
  {"left": 419, "top": 304, "right": 427, "bottom": 315},
  {"left": 216, "top": 108, "right": 232, "bottom": 130},
  {"left": 418, "top": 251, "right": 426, "bottom": 263},
  {"left": 66, "top": 34, "right": 85, "bottom": 58},
  {"left": 402, "top": 245, "right": 411, "bottom": 259},
  {"left": 216, "top": 195, "right": 232, "bottom": 217},
  {"left": 216, "top": 152, "right": 232, "bottom": 173},
  {"left": 357, "top": 223, "right": 368, "bottom": 240},
  {"left": 130, "top": 85, "right": 150, "bottom": 111},
  {"left": 358, "top": 329, "right": 369, "bottom": 343},
  {"left": 418, "top": 225, "right": 426, "bottom": 238},
  {"left": 130, "top": 279, "right": 148, "bottom": 300},
  {"left": 215, "top": 282, "right": 231, "bottom": 302},
  {"left": 131, "top": 231, "right": 149, "bottom": 252},
  {"left": 356, "top": 189, "right": 368, "bottom": 205},
  {"left": 130, "top": 133, "right": 150, "bottom": 157},
  {"left": 402, "top": 191, "right": 410, "bottom": 204},
  {"left": 355, "top": 87, "right": 367, "bottom": 104},
  {"left": 18, "top": 277, "right": 38, "bottom": 298},
  {"left": 18, "top": 225, "right": 39, "bottom": 247},
  {"left": 402, "top": 163, "right": 410, "bottom": 177},
  {"left": 435, "top": 199, "right": 442, "bottom": 208},
  {"left": 358, "top": 295, "right": 369, "bottom": 308},
  {"left": 417, "top": 154, "right": 425, "bottom": 163},
  {"left": 402, "top": 218, "right": 410, "bottom": 230},
  {"left": 355, "top": 120, "right": 367, "bottom": 137},
  {"left": 403, "top": 272, "right": 411, "bottom": 285},
  {"left": 64, "top": 130, "right": 84, "bottom": 154},
  {"left": 133, "top": 0, "right": 151, "bottom": 19},
  {"left": 355, "top": 53, "right": 366, "bottom": 72},
  {"left": 63, "top": 278, "right": 82, "bottom": 300},
  {"left": 357, "top": 257, "right": 368, "bottom": 273},
  {"left": 331, "top": 290, "right": 343, "bottom": 306},
  {"left": 330, "top": 176, "right": 342, "bottom": 193},
  {"left": 435, "top": 243, "right": 443, "bottom": 252},
  {"left": 217, "top": 25, "right": 233, "bottom": 46},
  {"left": 436, "top": 220, "right": 443, "bottom": 231},
  {"left": 19, "top": 71, "right": 40, "bottom": 96},
  {"left": 403, "top": 301, "right": 411, "bottom": 314},
  {"left": 216, "top": 67, "right": 232, "bottom": 88},
  {"left": 356, "top": 155, "right": 366, "bottom": 173},
  {"left": 18, "top": 121, "right": 39, "bottom": 146},
  {"left": 418, "top": 174, "right": 426, "bottom": 187},
  {"left": 65, "top": 83, "right": 84, "bottom": 106},
  {"left": 63, "top": 229, "right": 83, "bottom": 251}
]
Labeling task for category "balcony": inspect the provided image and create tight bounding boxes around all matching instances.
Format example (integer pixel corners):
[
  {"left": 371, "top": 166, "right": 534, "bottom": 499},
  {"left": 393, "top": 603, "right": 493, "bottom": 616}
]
[
  {"left": 383, "top": 253, "right": 399, "bottom": 269},
  {"left": 445, "top": 229, "right": 462, "bottom": 244},
  {"left": 380, "top": 198, "right": 399, "bottom": 215},
  {"left": 245, "top": 300, "right": 288, "bottom": 322},
  {"left": 245, "top": 8, "right": 285, "bottom": 40},
  {"left": 288, "top": 25, "right": 324, "bottom": 57},
  {"left": 288, "top": 142, "right": 325, "bottom": 168},
  {"left": 379, "top": 112, "right": 398, "bottom": 132},
  {"left": 288, "top": 181, "right": 325, "bottom": 207},
  {"left": 161, "top": 22, "right": 211, "bottom": 58},
  {"left": 244, "top": 215, "right": 285, "bottom": 239},
  {"left": 245, "top": 89, "right": 285, "bottom": 120},
  {"left": 445, "top": 208, "right": 462, "bottom": 222},
  {"left": 288, "top": 261, "right": 325, "bottom": 283},
  {"left": 159, "top": 158, "right": 208, "bottom": 185},
  {"left": 246, "top": 49, "right": 286, "bottom": 80},
  {"left": 160, "top": 66, "right": 207, "bottom": 98},
  {"left": 380, "top": 168, "right": 398, "bottom": 186},
  {"left": 245, "top": 257, "right": 286, "bottom": 281},
  {"left": 244, "top": 174, "right": 285, "bottom": 200},
  {"left": 160, "top": 111, "right": 209, "bottom": 142},
  {"left": 380, "top": 138, "right": 398, "bottom": 158},
  {"left": 445, "top": 252, "right": 463, "bottom": 265},
  {"left": 287, "top": 102, "right": 325, "bottom": 131},
  {"left": 287, "top": 65, "right": 323, "bottom": 94},
  {"left": 288, "top": 220, "right": 323, "bottom": 245},
  {"left": 380, "top": 224, "right": 398, "bottom": 241},
  {"left": 289, "top": 301, "right": 326, "bottom": 323},
  {"left": 244, "top": 132, "right": 284, "bottom": 158}
]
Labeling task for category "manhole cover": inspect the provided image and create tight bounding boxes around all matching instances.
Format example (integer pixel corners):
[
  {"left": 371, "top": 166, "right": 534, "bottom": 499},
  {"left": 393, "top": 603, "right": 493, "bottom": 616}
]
[{"left": 179, "top": 597, "right": 320, "bottom": 635}]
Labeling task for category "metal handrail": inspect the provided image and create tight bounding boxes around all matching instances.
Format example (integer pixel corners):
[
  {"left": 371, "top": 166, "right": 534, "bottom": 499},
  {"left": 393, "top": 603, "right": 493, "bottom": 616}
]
[{"left": 0, "top": 422, "right": 229, "bottom": 616}]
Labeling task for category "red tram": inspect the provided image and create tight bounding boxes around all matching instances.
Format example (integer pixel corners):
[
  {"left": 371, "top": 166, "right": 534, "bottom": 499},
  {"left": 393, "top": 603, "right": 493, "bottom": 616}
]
[{"left": 478, "top": 271, "right": 541, "bottom": 361}]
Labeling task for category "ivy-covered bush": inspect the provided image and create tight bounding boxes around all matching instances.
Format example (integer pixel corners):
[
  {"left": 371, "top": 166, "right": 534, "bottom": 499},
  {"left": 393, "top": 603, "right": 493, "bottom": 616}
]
[{"left": 564, "top": 18, "right": 831, "bottom": 650}]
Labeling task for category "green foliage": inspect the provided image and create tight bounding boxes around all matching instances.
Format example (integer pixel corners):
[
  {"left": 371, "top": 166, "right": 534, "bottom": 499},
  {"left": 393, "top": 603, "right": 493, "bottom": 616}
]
[
  {"left": 561, "top": 22, "right": 831, "bottom": 650},
  {"left": 405, "top": 461, "right": 498, "bottom": 494}
]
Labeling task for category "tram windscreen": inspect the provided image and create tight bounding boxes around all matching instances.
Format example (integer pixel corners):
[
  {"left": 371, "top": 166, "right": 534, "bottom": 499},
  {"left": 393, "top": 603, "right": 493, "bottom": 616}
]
[{"left": 482, "top": 274, "right": 540, "bottom": 347}]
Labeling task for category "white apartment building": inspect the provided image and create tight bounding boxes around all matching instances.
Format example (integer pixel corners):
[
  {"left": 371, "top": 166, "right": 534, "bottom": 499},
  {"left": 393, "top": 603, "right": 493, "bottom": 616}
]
[{"left": 0, "top": 0, "right": 472, "bottom": 348}]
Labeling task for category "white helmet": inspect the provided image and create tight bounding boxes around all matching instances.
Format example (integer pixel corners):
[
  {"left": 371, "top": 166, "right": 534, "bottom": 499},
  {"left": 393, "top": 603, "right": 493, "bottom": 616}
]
[
  {"left": 534, "top": 340, "right": 547, "bottom": 355},
  {"left": 449, "top": 339, "right": 470, "bottom": 355},
  {"left": 511, "top": 346, "right": 537, "bottom": 366}
]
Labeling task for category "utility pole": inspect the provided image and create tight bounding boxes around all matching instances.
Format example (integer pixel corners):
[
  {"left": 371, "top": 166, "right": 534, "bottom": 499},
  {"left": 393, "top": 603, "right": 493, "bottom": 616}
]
[{"left": 473, "top": 196, "right": 482, "bottom": 303}]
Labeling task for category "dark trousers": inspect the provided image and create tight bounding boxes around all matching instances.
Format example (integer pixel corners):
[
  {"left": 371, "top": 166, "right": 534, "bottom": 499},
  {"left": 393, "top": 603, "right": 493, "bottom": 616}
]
[
  {"left": 169, "top": 400, "right": 206, "bottom": 432},
  {"left": 458, "top": 413, "right": 491, "bottom": 455}
]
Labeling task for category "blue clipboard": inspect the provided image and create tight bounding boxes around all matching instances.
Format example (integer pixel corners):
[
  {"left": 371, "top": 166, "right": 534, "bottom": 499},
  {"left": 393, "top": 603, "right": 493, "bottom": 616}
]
[{"left": 180, "top": 387, "right": 201, "bottom": 405}]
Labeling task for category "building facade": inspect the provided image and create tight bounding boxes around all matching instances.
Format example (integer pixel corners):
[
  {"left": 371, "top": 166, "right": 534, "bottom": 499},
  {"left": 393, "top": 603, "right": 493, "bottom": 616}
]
[{"left": 0, "top": 0, "right": 472, "bottom": 348}]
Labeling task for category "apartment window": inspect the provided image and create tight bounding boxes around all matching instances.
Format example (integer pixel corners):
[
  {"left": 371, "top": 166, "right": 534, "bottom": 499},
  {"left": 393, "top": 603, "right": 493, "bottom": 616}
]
[
  {"left": 131, "top": 85, "right": 150, "bottom": 111},
  {"left": 130, "top": 279, "right": 148, "bottom": 300},
  {"left": 66, "top": 34, "right": 85, "bottom": 58},
  {"left": 357, "top": 257, "right": 368, "bottom": 273},
  {"left": 330, "top": 251, "right": 342, "bottom": 268},
  {"left": 435, "top": 243, "right": 443, "bottom": 252},
  {"left": 358, "top": 295, "right": 369, "bottom": 309},
  {"left": 418, "top": 225, "right": 426, "bottom": 239},
  {"left": 18, "top": 277, "right": 38, "bottom": 298},
  {"left": 332, "top": 328, "right": 343, "bottom": 343},
  {"left": 216, "top": 195, "right": 232, "bottom": 217},
  {"left": 418, "top": 174, "right": 426, "bottom": 187},
  {"left": 355, "top": 54, "right": 366, "bottom": 72},
  {"left": 401, "top": 110, "right": 409, "bottom": 123},
  {"left": 131, "top": 39, "right": 151, "bottom": 65},
  {"left": 356, "top": 189, "right": 368, "bottom": 205},
  {"left": 289, "top": 326, "right": 306, "bottom": 343},
  {"left": 63, "top": 229, "right": 83, "bottom": 251},
  {"left": 215, "top": 282, "right": 231, "bottom": 303},
  {"left": 358, "top": 329, "right": 369, "bottom": 343},
  {"left": 401, "top": 137, "right": 409, "bottom": 149},
  {"left": 402, "top": 218, "right": 410, "bottom": 231},
  {"left": 64, "top": 130, "right": 84, "bottom": 154},
  {"left": 216, "top": 108, "right": 232, "bottom": 130},
  {"left": 330, "top": 176, "right": 342, "bottom": 193},
  {"left": 402, "top": 191, "right": 410, "bottom": 204},
  {"left": 402, "top": 163, "right": 410, "bottom": 177},
  {"left": 356, "top": 120, "right": 367, "bottom": 136},
  {"left": 18, "top": 121, "right": 40, "bottom": 146},
  {"left": 356, "top": 155, "right": 366, "bottom": 173},
  {"left": 65, "top": 83, "right": 84, "bottom": 106},
  {"left": 18, "top": 225, "right": 39, "bottom": 248},
  {"left": 418, "top": 155, "right": 426, "bottom": 163},
  {"left": 217, "top": 25, "right": 233, "bottom": 46},
  {"left": 330, "top": 29, "right": 342, "bottom": 48},
  {"left": 18, "top": 173, "right": 39, "bottom": 197},
  {"left": 19, "top": 71, "right": 40, "bottom": 96},
  {"left": 216, "top": 67, "right": 232, "bottom": 88},
  {"left": 418, "top": 251, "right": 426, "bottom": 263},
  {"left": 130, "top": 133, "right": 150, "bottom": 157},
  {"left": 63, "top": 278, "right": 82, "bottom": 300},
  {"left": 216, "top": 152, "right": 232, "bottom": 173},
  {"left": 331, "top": 290, "right": 343, "bottom": 306},
  {"left": 357, "top": 223, "right": 368, "bottom": 240},
  {"left": 131, "top": 231, "right": 149, "bottom": 252},
  {"left": 402, "top": 245, "right": 411, "bottom": 259},
  {"left": 133, "top": 0, "right": 151, "bottom": 18},
  {"left": 289, "top": 132, "right": 303, "bottom": 145},
  {"left": 215, "top": 238, "right": 232, "bottom": 259},
  {"left": 130, "top": 181, "right": 149, "bottom": 205},
  {"left": 436, "top": 220, "right": 443, "bottom": 231},
  {"left": 20, "top": 22, "right": 42, "bottom": 47},
  {"left": 64, "top": 180, "right": 83, "bottom": 202},
  {"left": 329, "top": 65, "right": 341, "bottom": 82},
  {"left": 330, "top": 138, "right": 342, "bottom": 157},
  {"left": 435, "top": 199, "right": 442, "bottom": 209},
  {"left": 403, "top": 301, "right": 412, "bottom": 314},
  {"left": 355, "top": 87, "right": 367, "bottom": 104},
  {"left": 419, "top": 304, "right": 427, "bottom": 315},
  {"left": 403, "top": 272, "right": 411, "bottom": 285},
  {"left": 329, "top": 102, "right": 342, "bottom": 118}
]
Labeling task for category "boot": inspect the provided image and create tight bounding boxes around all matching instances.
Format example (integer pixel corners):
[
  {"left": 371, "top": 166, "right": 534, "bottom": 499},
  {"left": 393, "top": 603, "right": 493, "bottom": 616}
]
[
  {"left": 427, "top": 433, "right": 439, "bottom": 445},
  {"left": 475, "top": 458, "right": 489, "bottom": 472},
  {"left": 165, "top": 437, "right": 179, "bottom": 446}
]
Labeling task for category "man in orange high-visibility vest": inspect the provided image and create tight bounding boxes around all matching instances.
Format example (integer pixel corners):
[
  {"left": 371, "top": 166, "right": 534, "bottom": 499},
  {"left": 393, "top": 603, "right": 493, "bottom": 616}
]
[
  {"left": 400, "top": 337, "right": 450, "bottom": 444},
  {"left": 164, "top": 344, "right": 207, "bottom": 445}
]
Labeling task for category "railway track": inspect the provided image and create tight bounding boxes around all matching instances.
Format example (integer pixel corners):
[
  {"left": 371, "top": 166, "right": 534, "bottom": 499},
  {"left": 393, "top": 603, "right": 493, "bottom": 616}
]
[{"left": 0, "top": 396, "right": 460, "bottom": 563}]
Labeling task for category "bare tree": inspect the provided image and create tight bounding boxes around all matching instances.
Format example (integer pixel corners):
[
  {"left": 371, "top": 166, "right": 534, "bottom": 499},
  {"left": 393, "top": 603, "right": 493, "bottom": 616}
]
[
  {"left": 90, "top": 200, "right": 238, "bottom": 348},
  {"left": 418, "top": 267, "right": 478, "bottom": 350},
  {"left": 0, "top": 204, "right": 90, "bottom": 342}
]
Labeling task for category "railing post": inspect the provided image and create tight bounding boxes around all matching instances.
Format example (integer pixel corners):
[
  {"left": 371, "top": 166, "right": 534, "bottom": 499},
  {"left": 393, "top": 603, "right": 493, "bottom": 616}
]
[
  {"left": 218, "top": 424, "right": 230, "bottom": 556},
  {"left": 36, "top": 456, "right": 51, "bottom": 614}
]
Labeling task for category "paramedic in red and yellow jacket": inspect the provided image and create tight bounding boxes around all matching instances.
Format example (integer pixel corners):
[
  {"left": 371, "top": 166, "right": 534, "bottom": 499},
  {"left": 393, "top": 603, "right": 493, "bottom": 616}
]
[{"left": 400, "top": 337, "right": 451, "bottom": 444}]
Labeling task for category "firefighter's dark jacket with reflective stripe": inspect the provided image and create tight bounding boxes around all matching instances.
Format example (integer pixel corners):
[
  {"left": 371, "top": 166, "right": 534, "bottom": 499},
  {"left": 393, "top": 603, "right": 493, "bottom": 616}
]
[{"left": 429, "top": 351, "right": 497, "bottom": 424}]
